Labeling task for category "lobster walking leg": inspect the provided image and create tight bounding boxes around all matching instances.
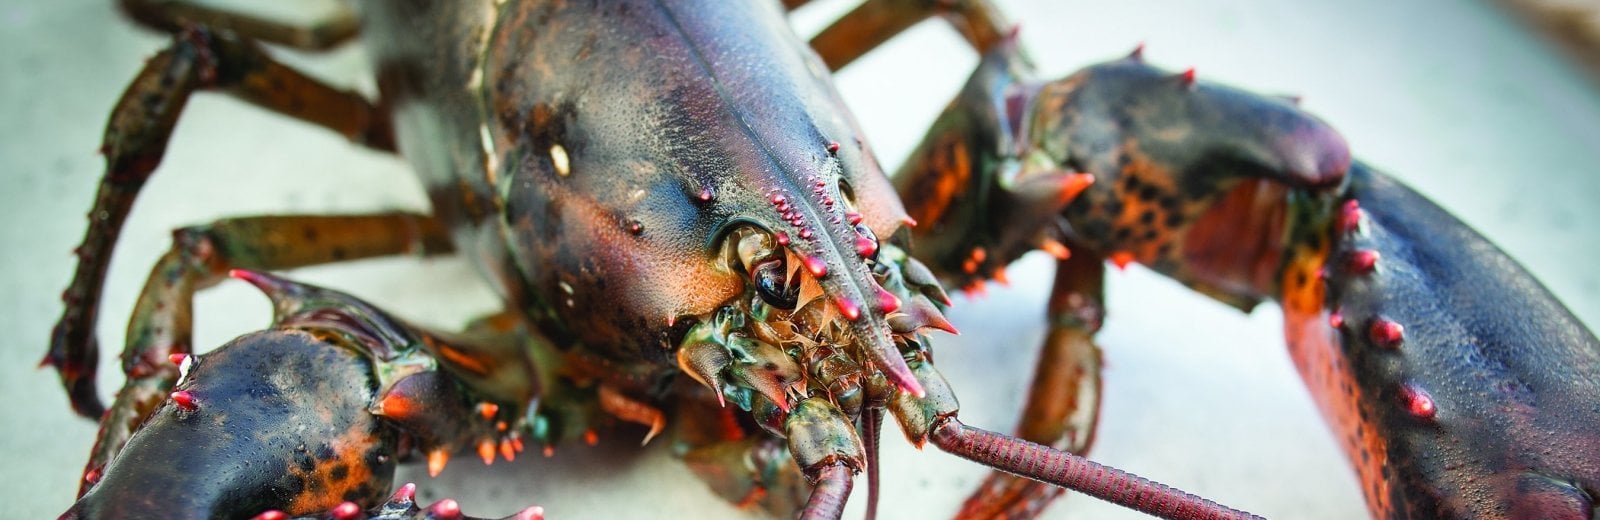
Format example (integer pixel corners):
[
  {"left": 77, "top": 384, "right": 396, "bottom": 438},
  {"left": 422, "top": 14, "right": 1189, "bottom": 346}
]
[
  {"left": 118, "top": 0, "right": 360, "bottom": 51},
  {"left": 673, "top": 402, "right": 809, "bottom": 517},
  {"left": 81, "top": 213, "right": 452, "bottom": 495},
  {"left": 806, "top": 0, "right": 1011, "bottom": 70},
  {"left": 46, "top": 26, "right": 393, "bottom": 418},
  {"left": 957, "top": 253, "right": 1105, "bottom": 519}
]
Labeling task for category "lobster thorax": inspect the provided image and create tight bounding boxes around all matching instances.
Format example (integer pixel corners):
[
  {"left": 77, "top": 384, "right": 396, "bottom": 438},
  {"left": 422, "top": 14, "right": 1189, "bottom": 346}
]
[{"left": 440, "top": 0, "right": 933, "bottom": 396}]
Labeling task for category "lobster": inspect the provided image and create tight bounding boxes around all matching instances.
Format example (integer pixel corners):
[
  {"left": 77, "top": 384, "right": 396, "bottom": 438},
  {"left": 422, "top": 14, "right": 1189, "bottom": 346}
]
[{"left": 21, "top": 0, "right": 1600, "bottom": 515}]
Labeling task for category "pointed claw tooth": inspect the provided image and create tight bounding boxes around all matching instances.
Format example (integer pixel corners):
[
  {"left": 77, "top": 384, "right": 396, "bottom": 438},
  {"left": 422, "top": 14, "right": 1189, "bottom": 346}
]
[
  {"left": 500, "top": 439, "right": 517, "bottom": 461},
  {"left": 329, "top": 501, "right": 362, "bottom": 520},
  {"left": 477, "top": 439, "right": 496, "bottom": 465},
  {"left": 391, "top": 482, "right": 417, "bottom": 504},
  {"left": 169, "top": 390, "right": 198, "bottom": 411},
  {"left": 427, "top": 498, "right": 463, "bottom": 519},
  {"left": 427, "top": 449, "right": 449, "bottom": 477}
]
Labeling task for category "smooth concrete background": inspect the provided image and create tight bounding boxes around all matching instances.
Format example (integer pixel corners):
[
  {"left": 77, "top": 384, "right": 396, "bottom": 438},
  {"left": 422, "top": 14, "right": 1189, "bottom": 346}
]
[{"left": 4, "top": 0, "right": 1599, "bottom": 518}]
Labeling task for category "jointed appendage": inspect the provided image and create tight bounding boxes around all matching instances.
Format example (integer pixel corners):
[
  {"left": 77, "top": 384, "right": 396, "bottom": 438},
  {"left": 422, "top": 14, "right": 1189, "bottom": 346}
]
[
  {"left": 80, "top": 214, "right": 452, "bottom": 496},
  {"left": 892, "top": 22, "right": 1600, "bottom": 518},
  {"left": 45, "top": 21, "right": 393, "bottom": 420},
  {"left": 64, "top": 272, "right": 543, "bottom": 519}
]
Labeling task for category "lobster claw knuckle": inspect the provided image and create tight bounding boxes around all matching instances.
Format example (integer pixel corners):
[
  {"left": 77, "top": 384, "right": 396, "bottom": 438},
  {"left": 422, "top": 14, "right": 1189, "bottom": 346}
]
[
  {"left": 784, "top": 397, "right": 865, "bottom": 479},
  {"left": 888, "top": 358, "right": 960, "bottom": 446}
]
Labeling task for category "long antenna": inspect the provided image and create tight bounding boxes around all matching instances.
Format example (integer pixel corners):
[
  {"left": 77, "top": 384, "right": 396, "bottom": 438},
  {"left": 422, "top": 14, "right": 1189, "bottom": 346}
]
[{"left": 931, "top": 420, "right": 1263, "bottom": 520}]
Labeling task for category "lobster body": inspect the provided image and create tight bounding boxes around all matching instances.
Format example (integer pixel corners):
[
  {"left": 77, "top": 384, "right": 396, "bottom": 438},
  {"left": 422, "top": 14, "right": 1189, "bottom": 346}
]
[{"left": 42, "top": 1, "right": 1600, "bottom": 518}]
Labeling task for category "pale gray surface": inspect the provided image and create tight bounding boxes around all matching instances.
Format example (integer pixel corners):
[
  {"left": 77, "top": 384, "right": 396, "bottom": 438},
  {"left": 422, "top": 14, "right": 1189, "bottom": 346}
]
[{"left": 3, "top": 1, "right": 1599, "bottom": 518}]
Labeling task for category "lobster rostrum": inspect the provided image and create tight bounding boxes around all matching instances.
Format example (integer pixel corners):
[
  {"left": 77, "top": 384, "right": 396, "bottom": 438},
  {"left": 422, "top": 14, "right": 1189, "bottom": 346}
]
[{"left": 46, "top": 0, "right": 1266, "bottom": 518}]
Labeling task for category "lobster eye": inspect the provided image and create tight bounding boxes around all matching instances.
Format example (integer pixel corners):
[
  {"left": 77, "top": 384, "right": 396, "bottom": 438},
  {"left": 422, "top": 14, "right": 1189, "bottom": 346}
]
[
  {"left": 728, "top": 226, "right": 800, "bottom": 310},
  {"left": 751, "top": 259, "right": 799, "bottom": 309}
]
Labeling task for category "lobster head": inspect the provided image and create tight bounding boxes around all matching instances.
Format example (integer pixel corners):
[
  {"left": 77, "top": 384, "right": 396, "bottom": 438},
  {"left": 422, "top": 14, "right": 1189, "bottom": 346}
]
[{"left": 483, "top": 0, "right": 954, "bottom": 404}]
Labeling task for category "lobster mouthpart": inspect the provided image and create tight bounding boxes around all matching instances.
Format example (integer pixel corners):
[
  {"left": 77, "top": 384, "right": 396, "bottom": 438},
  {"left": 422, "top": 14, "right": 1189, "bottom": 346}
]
[{"left": 683, "top": 222, "right": 957, "bottom": 414}]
